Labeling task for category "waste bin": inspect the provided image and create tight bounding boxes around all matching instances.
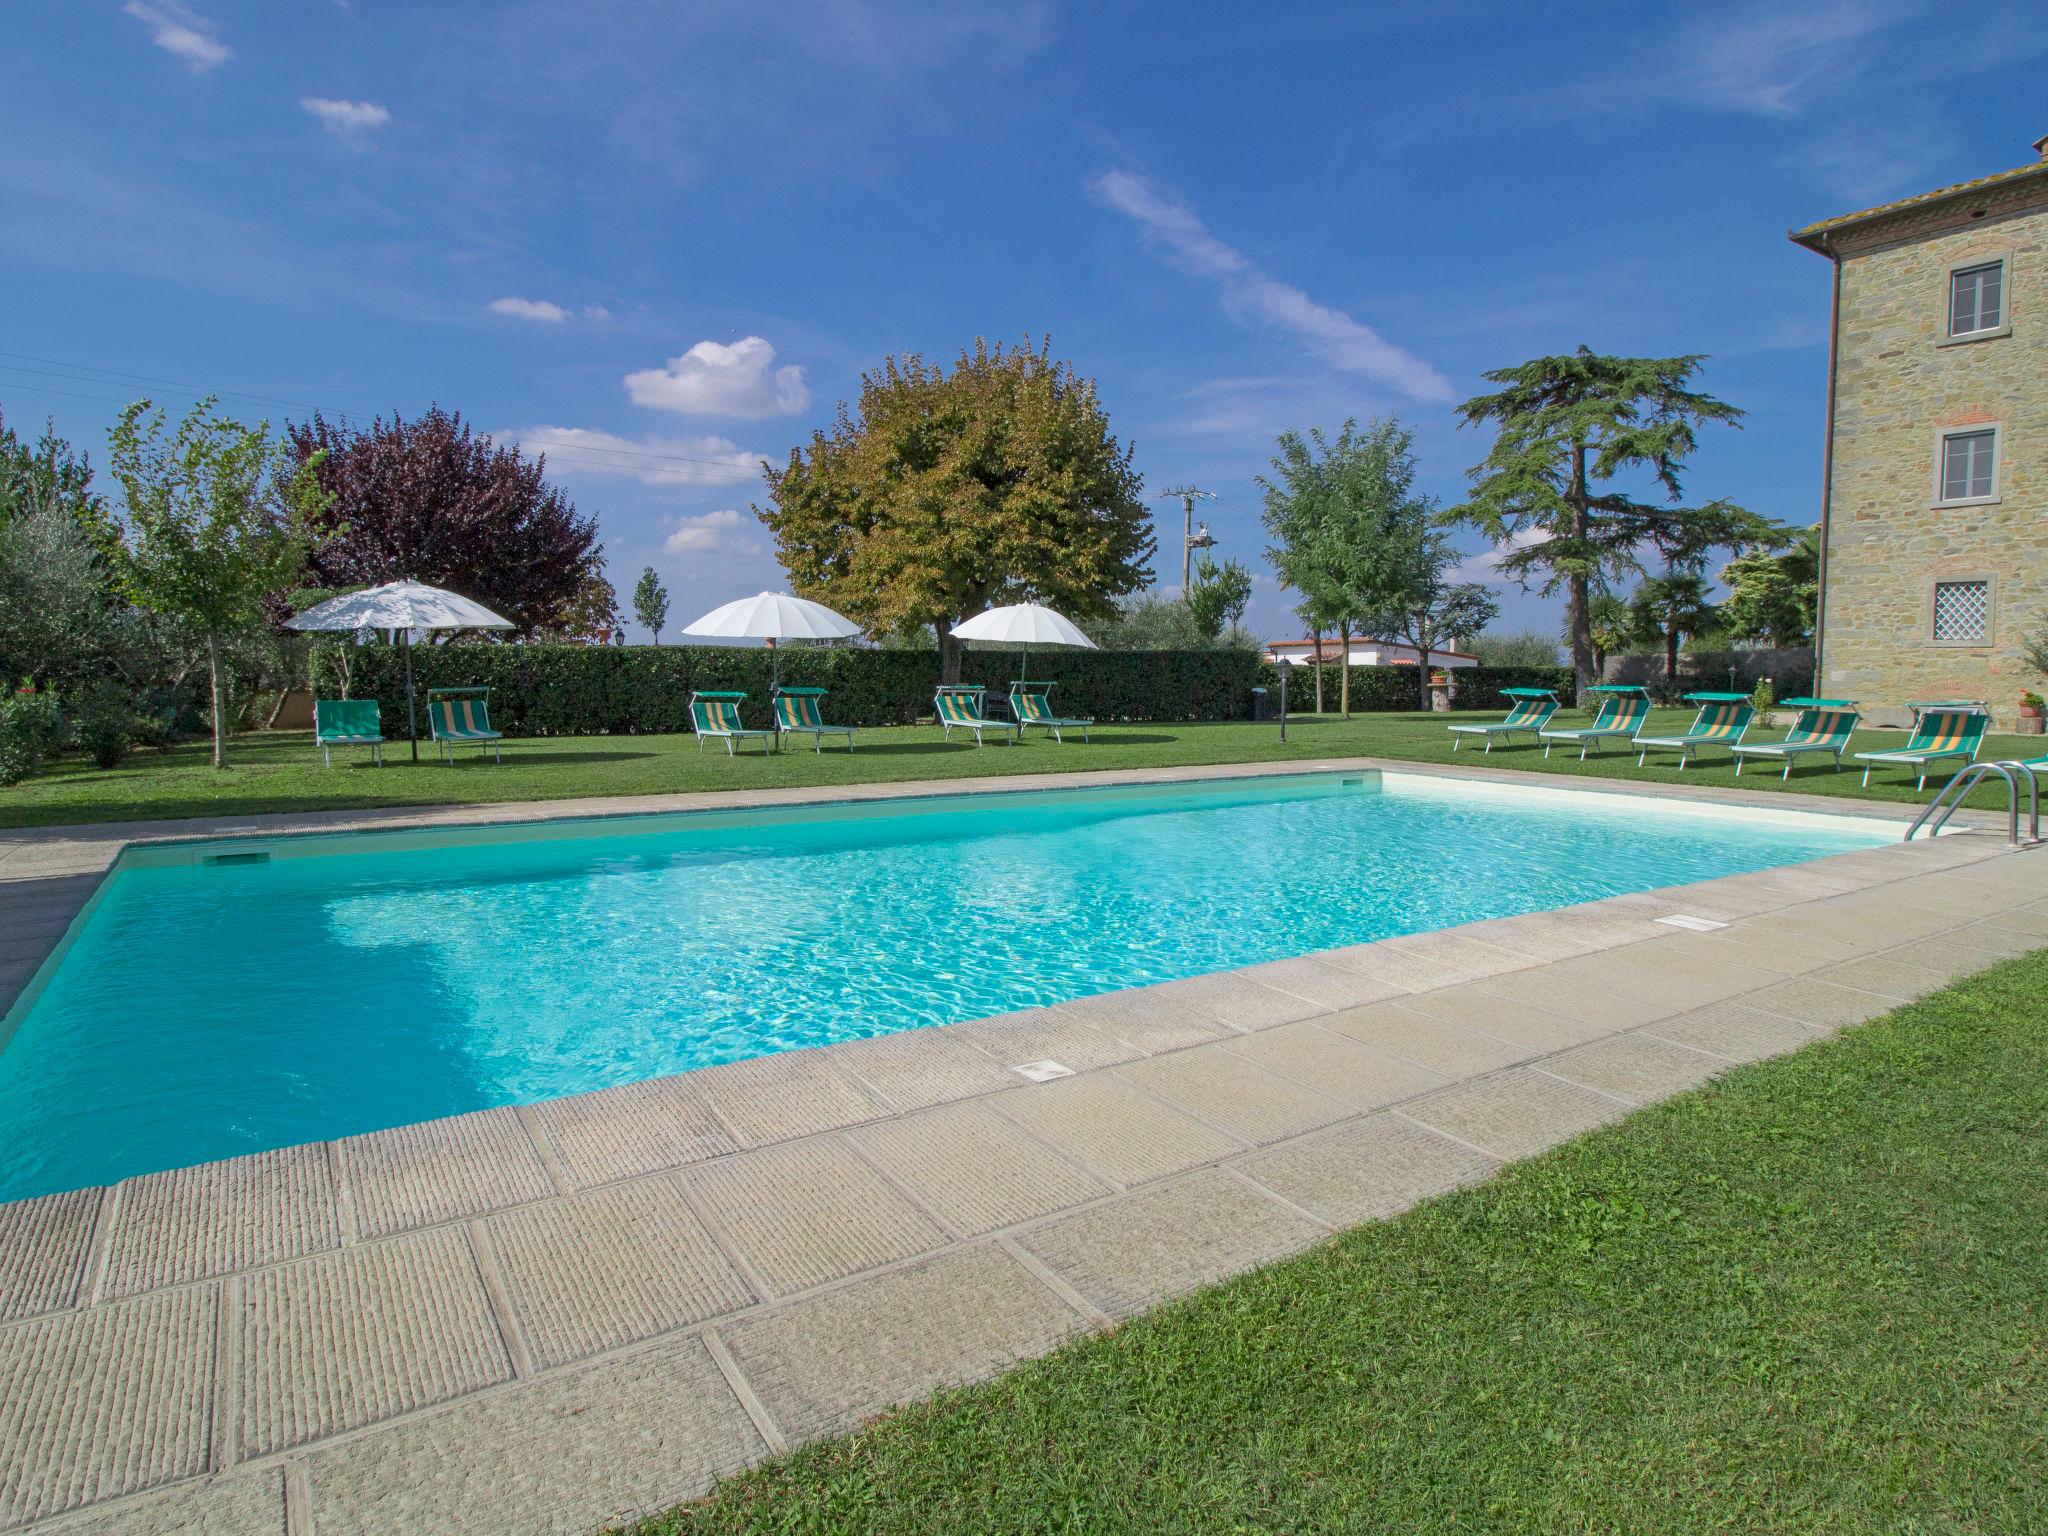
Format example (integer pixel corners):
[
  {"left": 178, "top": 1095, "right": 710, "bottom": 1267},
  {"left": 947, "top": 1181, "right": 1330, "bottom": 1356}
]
[{"left": 1249, "top": 686, "right": 1270, "bottom": 722}]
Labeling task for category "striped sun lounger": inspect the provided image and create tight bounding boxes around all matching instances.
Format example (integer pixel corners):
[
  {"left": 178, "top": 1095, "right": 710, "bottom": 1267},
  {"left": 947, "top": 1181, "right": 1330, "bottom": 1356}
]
[
  {"left": 1633, "top": 691, "right": 1754, "bottom": 769},
  {"left": 934, "top": 685, "right": 1019, "bottom": 745},
  {"left": 313, "top": 698, "right": 384, "bottom": 767},
  {"left": 1008, "top": 681, "right": 1092, "bottom": 743},
  {"left": 1447, "top": 687, "right": 1559, "bottom": 752},
  {"left": 690, "top": 690, "right": 775, "bottom": 756},
  {"left": 1730, "top": 698, "right": 1861, "bottom": 780},
  {"left": 1539, "top": 685, "right": 1652, "bottom": 760},
  {"left": 772, "top": 686, "right": 855, "bottom": 753},
  {"left": 1854, "top": 702, "right": 1990, "bottom": 790},
  {"left": 427, "top": 688, "right": 503, "bottom": 765}
]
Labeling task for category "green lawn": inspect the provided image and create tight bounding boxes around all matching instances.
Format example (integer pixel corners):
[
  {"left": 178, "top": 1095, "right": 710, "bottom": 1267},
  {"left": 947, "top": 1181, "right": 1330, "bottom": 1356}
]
[
  {"left": 634, "top": 951, "right": 2048, "bottom": 1535},
  {"left": 3, "top": 707, "right": 2042, "bottom": 829}
]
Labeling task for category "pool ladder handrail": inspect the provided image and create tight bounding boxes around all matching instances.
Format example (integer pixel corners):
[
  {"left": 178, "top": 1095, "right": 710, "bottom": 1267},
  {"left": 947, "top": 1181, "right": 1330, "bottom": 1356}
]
[{"left": 1905, "top": 759, "right": 2040, "bottom": 847}]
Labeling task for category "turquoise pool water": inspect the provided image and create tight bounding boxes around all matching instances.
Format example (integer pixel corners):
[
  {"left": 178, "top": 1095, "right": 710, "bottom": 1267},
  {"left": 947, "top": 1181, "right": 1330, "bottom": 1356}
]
[{"left": 0, "top": 772, "right": 1891, "bottom": 1201}]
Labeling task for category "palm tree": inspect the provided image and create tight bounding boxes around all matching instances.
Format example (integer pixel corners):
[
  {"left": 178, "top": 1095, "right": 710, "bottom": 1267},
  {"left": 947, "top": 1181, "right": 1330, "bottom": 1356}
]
[{"left": 1629, "top": 574, "right": 1720, "bottom": 684}]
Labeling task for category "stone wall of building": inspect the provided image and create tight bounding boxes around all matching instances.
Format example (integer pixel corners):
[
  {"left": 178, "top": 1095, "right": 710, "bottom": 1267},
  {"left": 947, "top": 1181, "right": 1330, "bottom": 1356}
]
[{"left": 1823, "top": 193, "right": 2046, "bottom": 729}]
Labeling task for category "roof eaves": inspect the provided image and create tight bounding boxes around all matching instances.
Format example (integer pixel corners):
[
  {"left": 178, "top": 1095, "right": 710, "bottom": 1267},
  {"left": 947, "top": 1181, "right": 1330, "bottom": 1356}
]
[{"left": 1789, "top": 159, "right": 2048, "bottom": 254}]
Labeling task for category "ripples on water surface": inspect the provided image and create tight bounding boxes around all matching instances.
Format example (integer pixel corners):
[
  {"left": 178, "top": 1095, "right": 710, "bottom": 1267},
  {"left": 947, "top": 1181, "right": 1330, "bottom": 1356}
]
[{"left": 0, "top": 773, "right": 1887, "bottom": 1198}]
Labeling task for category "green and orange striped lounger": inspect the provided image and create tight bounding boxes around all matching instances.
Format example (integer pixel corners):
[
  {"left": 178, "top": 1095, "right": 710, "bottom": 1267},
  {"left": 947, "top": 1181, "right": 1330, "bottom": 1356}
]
[
  {"left": 427, "top": 688, "right": 503, "bottom": 765},
  {"left": 1539, "top": 685, "right": 1651, "bottom": 760},
  {"left": 934, "top": 685, "right": 1018, "bottom": 745},
  {"left": 1447, "top": 687, "right": 1558, "bottom": 751},
  {"left": 771, "top": 686, "right": 855, "bottom": 752},
  {"left": 690, "top": 690, "right": 775, "bottom": 756},
  {"left": 1854, "top": 701, "right": 1989, "bottom": 790},
  {"left": 1008, "top": 681, "right": 1092, "bottom": 743},
  {"left": 1633, "top": 691, "right": 1754, "bottom": 769},
  {"left": 1729, "top": 698, "right": 1860, "bottom": 780}
]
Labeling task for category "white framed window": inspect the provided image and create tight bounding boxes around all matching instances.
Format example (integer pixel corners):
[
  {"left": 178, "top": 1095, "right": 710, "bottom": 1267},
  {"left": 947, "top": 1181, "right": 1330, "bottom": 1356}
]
[
  {"left": 1948, "top": 260, "right": 2005, "bottom": 337},
  {"left": 1935, "top": 425, "right": 1999, "bottom": 506},
  {"left": 1931, "top": 579, "right": 1991, "bottom": 644}
]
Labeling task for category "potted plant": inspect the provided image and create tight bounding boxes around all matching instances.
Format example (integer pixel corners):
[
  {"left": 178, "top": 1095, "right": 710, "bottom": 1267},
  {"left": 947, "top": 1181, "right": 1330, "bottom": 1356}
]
[{"left": 2020, "top": 691, "right": 2045, "bottom": 736}]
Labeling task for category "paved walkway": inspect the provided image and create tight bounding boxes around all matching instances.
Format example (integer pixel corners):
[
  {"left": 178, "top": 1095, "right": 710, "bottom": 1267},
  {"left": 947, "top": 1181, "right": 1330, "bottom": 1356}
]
[{"left": 0, "top": 764, "right": 2042, "bottom": 1533}]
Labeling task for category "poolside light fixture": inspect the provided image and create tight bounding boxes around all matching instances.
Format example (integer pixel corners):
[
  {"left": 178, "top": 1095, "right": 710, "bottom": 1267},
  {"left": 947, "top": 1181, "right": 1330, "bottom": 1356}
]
[{"left": 288, "top": 579, "right": 514, "bottom": 762}]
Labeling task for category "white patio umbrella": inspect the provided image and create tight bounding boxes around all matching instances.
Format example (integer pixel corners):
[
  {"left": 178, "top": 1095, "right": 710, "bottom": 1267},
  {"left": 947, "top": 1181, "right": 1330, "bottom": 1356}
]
[
  {"left": 288, "top": 579, "right": 514, "bottom": 762},
  {"left": 951, "top": 602, "right": 1098, "bottom": 684},
  {"left": 680, "top": 591, "right": 862, "bottom": 691}
]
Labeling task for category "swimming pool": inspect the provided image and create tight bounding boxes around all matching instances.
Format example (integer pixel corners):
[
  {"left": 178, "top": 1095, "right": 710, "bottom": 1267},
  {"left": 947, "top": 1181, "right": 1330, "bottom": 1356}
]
[{"left": 0, "top": 771, "right": 1895, "bottom": 1201}]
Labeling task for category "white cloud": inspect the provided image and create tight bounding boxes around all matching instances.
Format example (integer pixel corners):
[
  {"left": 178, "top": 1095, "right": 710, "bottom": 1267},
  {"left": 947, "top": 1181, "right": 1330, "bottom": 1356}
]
[
  {"left": 500, "top": 426, "right": 763, "bottom": 487},
  {"left": 1447, "top": 528, "right": 1548, "bottom": 585},
  {"left": 488, "top": 296, "right": 571, "bottom": 323},
  {"left": 582, "top": 304, "right": 612, "bottom": 323},
  {"left": 301, "top": 97, "right": 392, "bottom": 143},
  {"left": 1630, "top": 0, "right": 1899, "bottom": 116},
  {"left": 662, "top": 509, "right": 760, "bottom": 555},
  {"left": 625, "top": 337, "right": 811, "bottom": 418},
  {"left": 124, "top": 1, "right": 230, "bottom": 71},
  {"left": 1089, "top": 170, "right": 1451, "bottom": 405}
]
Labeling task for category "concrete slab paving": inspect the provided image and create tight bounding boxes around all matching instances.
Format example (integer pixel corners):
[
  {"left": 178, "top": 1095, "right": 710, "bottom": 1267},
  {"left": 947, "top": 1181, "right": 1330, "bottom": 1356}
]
[
  {"left": 1230, "top": 956, "right": 1406, "bottom": 1013},
  {"left": 1016, "top": 1167, "right": 1328, "bottom": 1321},
  {"left": 522, "top": 1077, "right": 739, "bottom": 1189},
  {"left": 1318, "top": 1001, "right": 1536, "bottom": 1076},
  {"left": 238, "top": 1226, "right": 513, "bottom": 1459},
  {"left": 0, "top": 1189, "right": 98, "bottom": 1324},
  {"left": 1117, "top": 1046, "right": 1356, "bottom": 1144},
  {"left": 0, "top": 1286, "right": 216, "bottom": 1529},
  {"left": 831, "top": 1026, "right": 1019, "bottom": 1112},
  {"left": 1401, "top": 1068, "right": 1628, "bottom": 1161},
  {"left": 26, "top": 1470, "right": 284, "bottom": 1536},
  {"left": 481, "top": 1180, "right": 753, "bottom": 1370},
  {"left": 1060, "top": 980, "right": 1255, "bottom": 1044},
  {"left": 1544, "top": 1033, "right": 1725, "bottom": 1104},
  {"left": 336, "top": 1110, "right": 557, "bottom": 1241},
  {"left": 1218, "top": 1022, "right": 1449, "bottom": 1111},
  {"left": 1401, "top": 983, "right": 1615, "bottom": 1051},
  {"left": 946, "top": 1006, "right": 1142, "bottom": 1075},
  {"left": 848, "top": 1103, "right": 1111, "bottom": 1237},
  {"left": 992, "top": 1072, "right": 1244, "bottom": 1186},
  {"left": 100, "top": 1146, "right": 336, "bottom": 1299},
  {"left": 683, "top": 1139, "right": 948, "bottom": 1297},
  {"left": 691, "top": 1052, "right": 890, "bottom": 1145},
  {"left": 1234, "top": 1113, "right": 1498, "bottom": 1226},
  {"left": 1742, "top": 977, "right": 1911, "bottom": 1032},
  {"left": 1637, "top": 1002, "right": 1823, "bottom": 1064},
  {"left": 717, "top": 1244, "right": 1088, "bottom": 1443},
  {"left": 298, "top": 1334, "right": 765, "bottom": 1536}
]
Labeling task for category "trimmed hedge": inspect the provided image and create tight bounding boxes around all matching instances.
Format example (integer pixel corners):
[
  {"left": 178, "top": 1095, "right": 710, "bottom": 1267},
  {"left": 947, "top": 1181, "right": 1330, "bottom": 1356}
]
[
  {"left": 1256, "top": 663, "right": 1578, "bottom": 714},
  {"left": 309, "top": 643, "right": 1266, "bottom": 735}
]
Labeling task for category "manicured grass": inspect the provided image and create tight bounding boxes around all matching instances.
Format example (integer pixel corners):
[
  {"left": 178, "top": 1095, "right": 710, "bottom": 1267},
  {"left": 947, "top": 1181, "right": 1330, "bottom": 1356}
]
[
  {"left": 634, "top": 951, "right": 2048, "bottom": 1535},
  {"left": 2, "top": 708, "right": 2040, "bottom": 830}
]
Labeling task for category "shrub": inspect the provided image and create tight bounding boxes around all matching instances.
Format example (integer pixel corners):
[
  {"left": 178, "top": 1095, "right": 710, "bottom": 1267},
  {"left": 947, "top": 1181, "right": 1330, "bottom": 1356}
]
[
  {"left": 0, "top": 681, "right": 61, "bottom": 785},
  {"left": 69, "top": 680, "right": 136, "bottom": 769},
  {"left": 310, "top": 643, "right": 1266, "bottom": 735}
]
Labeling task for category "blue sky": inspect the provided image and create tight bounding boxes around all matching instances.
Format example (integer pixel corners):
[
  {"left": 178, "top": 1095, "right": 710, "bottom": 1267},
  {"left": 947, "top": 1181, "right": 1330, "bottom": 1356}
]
[{"left": 3, "top": 1, "right": 2043, "bottom": 642}]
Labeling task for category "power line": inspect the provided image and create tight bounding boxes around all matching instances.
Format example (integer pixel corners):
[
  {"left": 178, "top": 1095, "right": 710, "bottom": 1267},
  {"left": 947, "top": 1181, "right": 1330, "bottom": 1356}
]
[{"left": 1157, "top": 485, "right": 1216, "bottom": 590}]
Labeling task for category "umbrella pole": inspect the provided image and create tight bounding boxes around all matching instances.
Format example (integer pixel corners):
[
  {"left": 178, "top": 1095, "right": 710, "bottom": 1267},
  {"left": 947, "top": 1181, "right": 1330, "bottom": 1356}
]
[{"left": 405, "top": 629, "right": 419, "bottom": 763}]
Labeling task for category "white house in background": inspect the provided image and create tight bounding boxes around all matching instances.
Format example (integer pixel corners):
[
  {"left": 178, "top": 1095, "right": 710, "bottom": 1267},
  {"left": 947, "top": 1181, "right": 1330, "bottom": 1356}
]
[{"left": 1262, "top": 636, "right": 1480, "bottom": 669}]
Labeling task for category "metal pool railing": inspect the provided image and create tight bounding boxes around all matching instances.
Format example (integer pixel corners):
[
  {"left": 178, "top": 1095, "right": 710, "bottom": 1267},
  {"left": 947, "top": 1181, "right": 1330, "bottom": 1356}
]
[{"left": 1906, "top": 760, "right": 2040, "bottom": 847}]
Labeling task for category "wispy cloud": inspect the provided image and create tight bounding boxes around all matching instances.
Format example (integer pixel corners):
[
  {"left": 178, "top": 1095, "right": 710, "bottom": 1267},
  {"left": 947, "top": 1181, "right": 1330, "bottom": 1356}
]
[
  {"left": 662, "top": 508, "right": 761, "bottom": 555},
  {"left": 487, "top": 296, "right": 570, "bottom": 323},
  {"left": 500, "top": 427, "right": 763, "bottom": 487},
  {"left": 1089, "top": 170, "right": 1451, "bottom": 404},
  {"left": 625, "top": 337, "right": 810, "bottom": 418},
  {"left": 1616, "top": 0, "right": 1901, "bottom": 116},
  {"left": 301, "top": 97, "right": 392, "bottom": 144},
  {"left": 124, "top": 1, "right": 230, "bottom": 72}
]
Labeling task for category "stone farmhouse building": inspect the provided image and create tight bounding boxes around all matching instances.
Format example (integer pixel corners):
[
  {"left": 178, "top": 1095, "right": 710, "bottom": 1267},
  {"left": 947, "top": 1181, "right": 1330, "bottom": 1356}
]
[{"left": 1792, "top": 135, "right": 2048, "bottom": 729}]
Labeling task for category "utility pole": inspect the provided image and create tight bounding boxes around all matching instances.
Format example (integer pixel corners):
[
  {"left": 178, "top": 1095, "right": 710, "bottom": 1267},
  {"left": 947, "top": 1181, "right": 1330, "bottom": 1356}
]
[{"left": 1158, "top": 486, "right": 1216, "bottom": 590}]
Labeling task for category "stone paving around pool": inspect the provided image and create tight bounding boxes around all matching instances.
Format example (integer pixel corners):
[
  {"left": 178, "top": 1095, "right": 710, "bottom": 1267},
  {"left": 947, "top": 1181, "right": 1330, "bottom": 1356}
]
[{"left": 0, "top": 760, "right": 2043, "bottom": 1534}]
